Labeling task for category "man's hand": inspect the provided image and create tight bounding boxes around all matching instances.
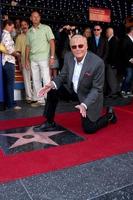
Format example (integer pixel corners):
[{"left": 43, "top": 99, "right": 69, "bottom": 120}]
[
  {"left": 25, "top": 59, "right": 30, "bottom": 70},
  {"left": 75, "top": 104, "right": 87, "bottom": 118},
  {"left": 11, "top": 51, "right": 21, "bottom": 58},
  {"left": 37, "top": 82, "right": 55, "bottom": 97},
  {"left": 49, "top": 57, "right": 55, "bottom": 66}
]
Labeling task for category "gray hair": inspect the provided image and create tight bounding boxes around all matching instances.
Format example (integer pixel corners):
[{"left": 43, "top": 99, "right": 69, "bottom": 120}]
[{"left": 70, "top": 34, "right": 88, "bottom": 46}]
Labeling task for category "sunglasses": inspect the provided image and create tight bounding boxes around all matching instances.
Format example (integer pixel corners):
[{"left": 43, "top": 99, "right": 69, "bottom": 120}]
[
  {"left": 94, "top": 29, "right": 101, "bottom": 31},
  {"left": 71, "top": 44, "right": 84, "bottom": 49}
]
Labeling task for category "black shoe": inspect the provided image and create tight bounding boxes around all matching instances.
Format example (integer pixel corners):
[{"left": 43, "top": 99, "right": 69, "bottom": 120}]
[
  {"left": 108, "top": 112, "right": 117, "bottom": 124},
  {"left": 33, "top": 121, "right": 56, "bottom": 132}
]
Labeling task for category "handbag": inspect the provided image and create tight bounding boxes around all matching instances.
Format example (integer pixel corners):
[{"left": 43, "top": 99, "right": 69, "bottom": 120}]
[{"left": 0, "top": 42, "right": 7, "bottom": 54}]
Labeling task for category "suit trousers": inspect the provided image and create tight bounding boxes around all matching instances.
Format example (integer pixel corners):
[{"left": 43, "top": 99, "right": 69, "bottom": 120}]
[
  {"left": 43, "top": 87, "right": 109, "bottom": 134},
  {"left": 106, "top": 64, "right": 118, "bottom": 95}
]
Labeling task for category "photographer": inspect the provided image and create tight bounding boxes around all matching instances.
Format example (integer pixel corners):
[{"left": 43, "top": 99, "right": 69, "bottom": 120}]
[{"left": 57, "top": 25, "right": 78, "bottom": 70}]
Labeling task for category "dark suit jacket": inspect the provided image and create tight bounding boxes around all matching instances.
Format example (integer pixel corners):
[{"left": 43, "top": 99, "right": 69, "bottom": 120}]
[
  {"left": 122, "top": 35, "right": 133, "bottom": 68},
  {"left": 106, "top": 36, "right": 119, "bottom": 66},
  {"left": 53, "top": 51, "right": 105, "bottom": 121},
  {"left": 89, "top": 36, "right": 109, "bottom": 62}
]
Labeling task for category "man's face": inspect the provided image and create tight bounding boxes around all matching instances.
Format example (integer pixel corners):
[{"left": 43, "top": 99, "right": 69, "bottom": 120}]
[
  {"left": 93, "top": 25, "right": 102, "bottom": 37},
  {"left": 30, "top": 12, "right": 41, "bottom": 26},
  {"left": 83, "top": 28, "right": 91, "bottom": 38},
  {"left": 15, "top": 19, "right": 20, "bottom": 28},
  {"left": 70, "top": 37, "right": 88, "bottom": 61},
  {"left": 21, "top": 21, "right": 29, "bottom": 33},
  {"left": 106, "top": 28, "right": 113, "bottom": 38}
]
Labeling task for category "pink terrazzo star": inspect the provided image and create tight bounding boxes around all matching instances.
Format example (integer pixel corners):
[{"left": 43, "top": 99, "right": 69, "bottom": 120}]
[{"left": 1, "top": 127, "right": 64, "bottom": 149}]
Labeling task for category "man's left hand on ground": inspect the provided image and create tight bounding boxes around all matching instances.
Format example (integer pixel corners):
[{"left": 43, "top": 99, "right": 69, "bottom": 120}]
[{"left": 75, "top": 104, "right": 87, "bottom": 118}]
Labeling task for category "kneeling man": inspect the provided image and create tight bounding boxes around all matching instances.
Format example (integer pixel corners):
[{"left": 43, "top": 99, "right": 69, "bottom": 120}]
[{"left": 34, "top": 35, "right": 117, "bottom": 134}]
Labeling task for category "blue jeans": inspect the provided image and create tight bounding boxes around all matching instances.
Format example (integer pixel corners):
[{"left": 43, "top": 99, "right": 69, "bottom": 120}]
[
  {"left": 122, "top": 67, "right": 133, "bottom": 92},
  {"left": 2, "top": 62, "right": 15, "bottom": 108}
]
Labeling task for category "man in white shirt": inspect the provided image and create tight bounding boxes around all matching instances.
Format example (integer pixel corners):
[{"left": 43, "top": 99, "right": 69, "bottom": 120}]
[{"left": 34, "top": 35, "right": 117, "bottom": 134}]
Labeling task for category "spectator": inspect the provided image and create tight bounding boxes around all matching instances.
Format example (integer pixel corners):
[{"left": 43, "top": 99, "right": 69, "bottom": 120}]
[
  {"left": 57, "top": 25, "right": 77, "bottom": 70},
  {"left": 11, "top": 19, "right": 21, "bottom": 41},
  {"left": 83, "top": 27, "right": 91, "bottom": 46},
  {"left": 121, "top": 26, "right": 133, "bottom": 98},
  {"left": 1, "top": 20, "right": 21, "bottom": 110},
  {"left": 25, "top": 11, "right": 55, "bottom": 107},
  {"left": 89, "top": 25, "right": 108, "bottom": 62},
  {"left": 15, "top": 20, "right": 33, "bottom": 103},
  {"left": 106, "top": 27, "right": 120, "bottom": 98}
]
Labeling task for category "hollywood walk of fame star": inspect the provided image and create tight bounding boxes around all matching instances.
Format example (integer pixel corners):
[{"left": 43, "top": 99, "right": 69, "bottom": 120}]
[{"left": 1, "top": 127, "right": 65, "bottom": 149}]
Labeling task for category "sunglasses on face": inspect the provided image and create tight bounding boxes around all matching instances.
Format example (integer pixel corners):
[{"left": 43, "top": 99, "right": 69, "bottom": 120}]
[
  {"left": 94, "top": 29, "right": 101, "bottom": 31},
  {"left": 71, "top": 44, "right": 84, "bottom": 49}
]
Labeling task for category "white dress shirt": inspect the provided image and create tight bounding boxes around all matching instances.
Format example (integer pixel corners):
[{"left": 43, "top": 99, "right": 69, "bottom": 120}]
[
  {"left": 72, "top": 54, "right": 86, "bottom": 93},
  {"left": 2, "top": 30, "right": 15, "bottom": 65},
  {"left": 52, "top": 53, "right": 87, "bottom": 109},
  {"left": 72, "top": 54, "right": 87, "bottom": 109}
]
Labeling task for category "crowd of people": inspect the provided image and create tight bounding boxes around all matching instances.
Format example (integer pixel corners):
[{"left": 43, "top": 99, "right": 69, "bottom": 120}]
[{"left": 1, "top": 11, "right": 133, "bottom": 133}]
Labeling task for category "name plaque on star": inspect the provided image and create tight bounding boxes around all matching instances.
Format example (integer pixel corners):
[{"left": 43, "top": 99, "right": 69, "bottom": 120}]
[{"left": 0, "top": 125, "right": 84, "bottom": 155}]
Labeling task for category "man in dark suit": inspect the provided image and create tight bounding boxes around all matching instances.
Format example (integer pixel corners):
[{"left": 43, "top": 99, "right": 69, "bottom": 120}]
[
  {"left": 34, "top": 35, "right": 117, "bottom": 134},
  {"left": 89, "top": 25, "right": 108, "bottom": 62},
  {"left": 106, "top": 27, "right": 119, "bottom": 97},
  {"left": 89, "top": 25, "right": 109, "bottom": 96},
  {"left": 121, "top": 26, "right": 133, "bottom": 98}
]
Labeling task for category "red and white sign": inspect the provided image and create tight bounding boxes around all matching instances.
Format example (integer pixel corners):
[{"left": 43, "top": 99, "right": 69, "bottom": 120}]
[{"left": 89, "top": 7, "right": 111, "bottom": 23}]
